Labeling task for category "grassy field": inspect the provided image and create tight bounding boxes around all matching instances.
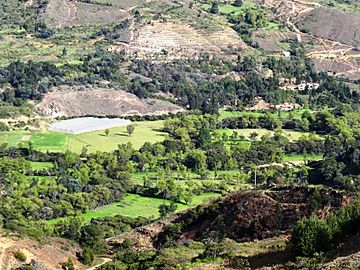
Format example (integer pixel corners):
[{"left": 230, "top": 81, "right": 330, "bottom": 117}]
[
  {"left": 283, "top": 153, "right": 323, "bottom": 162},
  {"left": 0, "top": 120, "right": 166, "bottom": 153},
  {"left": 218, "top": 109, "right": 309, "bottom": 120},
  {"left": 0, "top": 131, "right": 69, "bottom": 152},
  {"left": 217, "top": 128, "right": 317, "bottom": 142},
  {"left": 68, "top": 120, "right": 166, "bottom": 153},
  {"left": 50, "top": 192, "right": 221, "bottom": 225},
  {"left": 30, "top": 162, "right": 54, "bottom": 171}
]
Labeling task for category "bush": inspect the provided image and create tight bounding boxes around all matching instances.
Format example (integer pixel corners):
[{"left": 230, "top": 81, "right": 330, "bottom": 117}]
[
  {"left": 289, "top": 199, "right": 360, "bottom": 257},
  {"left": 14, "top": 250, "right": 27, "bottom": 262},
  {"left": 289, "top": 218, "right": 330, "bottom": 256},
  {"left": 79, "top": 247, "right": 94, "bottom": 265}
]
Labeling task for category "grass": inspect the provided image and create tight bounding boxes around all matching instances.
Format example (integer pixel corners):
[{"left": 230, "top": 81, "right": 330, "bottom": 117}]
[
  {"left": 50, "top": 192, "right": 221, "bottom": 225},
  {"left": 0, "top": 120, "right": 166, "bottom": 153},
  {"left": 201, "top": 2, "right": 255, "bottom": 14},
  {"left": 283, "top": 153, "right": 323, "bottom": 162},
  {"left": 68, "top": 120, "right": 166, "bottom": 153},
  {"left": 218, "top": 108, "right": 310, "bottom": 120},
  {"left": 30, "top": 132, "right": 69, "bottom": 152},
  {"left": 30, "top": 162, "right": 54, "bottom": 171},
  {"left": 217, "top": 128, "right": 316, "bottom": 142}
]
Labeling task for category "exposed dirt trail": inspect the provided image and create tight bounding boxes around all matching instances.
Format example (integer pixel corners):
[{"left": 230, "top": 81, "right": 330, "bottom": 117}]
[{"left": 87, "top": 258, "right": 112, "bottom": 270}]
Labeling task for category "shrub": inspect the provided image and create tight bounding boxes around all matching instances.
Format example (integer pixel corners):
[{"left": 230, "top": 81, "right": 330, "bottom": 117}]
[
  {"left": 289, "top": 218, "right": 331, "bottom": 256},
  {"left": 14, "top": 250, "right": 27, "bottom": 262}
]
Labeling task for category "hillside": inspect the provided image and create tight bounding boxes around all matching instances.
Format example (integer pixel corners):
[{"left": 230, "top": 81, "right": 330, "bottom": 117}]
[
  {"left": 0, "top": 234, "right": 82, "bottom": 270},
  {"left": 37, "top": 86, "right": 183, "bottom": 118},
  {"left": 1, "top": 0, "right": 360, "bottom": 270}
]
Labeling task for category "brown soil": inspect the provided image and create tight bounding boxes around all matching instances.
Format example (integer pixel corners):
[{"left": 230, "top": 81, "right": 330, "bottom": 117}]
[
  {"left": 109, "top": 21, "right": 245, "bottom": 60},
  {"left": 108, "top": 187, "right": 351, "bottom": 253},
  {"left": 298, "top": 7, "right": 360, "bottom": 48},
  {"left": 36, "top": 86, "right": 183, "bottom": 118},
  {"left": 0, "top": 235, "right": 81, "bottom": 270},
  {"left": 44, "top": 0, "right": 131, "bottom": 28}
]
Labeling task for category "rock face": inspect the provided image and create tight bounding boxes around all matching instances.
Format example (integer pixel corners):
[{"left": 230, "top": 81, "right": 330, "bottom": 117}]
[{"left": 36, "top": 86, "right": 183, "bottom": 118}]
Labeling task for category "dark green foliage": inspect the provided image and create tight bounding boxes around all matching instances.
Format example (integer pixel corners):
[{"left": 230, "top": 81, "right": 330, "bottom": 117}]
[
  {"left": 289, "top": 218, "right": 331, "bottom": 256},
  {"left": 210, "top": 2, "right": 219, "bottom": 14},
  {"left": 78, "top": 247, "right": 95, "bottom": 265},
  {"left": 158, "top": 202, "right": 178, "bottom": 218},
  {"left": 290, "top": 200, "right": 360, "bottom": 256}
]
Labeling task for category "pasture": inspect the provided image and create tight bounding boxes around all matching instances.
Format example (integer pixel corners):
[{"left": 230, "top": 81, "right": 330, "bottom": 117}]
[
  {"left": 50, "top": 192, "right": 221, "bottom": 224},
  {"left": 0, "top": 120, "right": 166, "bottom": 153},
  {"left": 68, "top": 120, "right": 166, "bottom": 153},
  {"left": 217, "top": 128, "right": 317, "bottom": 142},
  {"left": 218, "top": 108, "right": 310, "bottom": 120}
]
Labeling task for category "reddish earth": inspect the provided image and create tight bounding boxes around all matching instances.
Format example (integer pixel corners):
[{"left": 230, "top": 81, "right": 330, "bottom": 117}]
[{"left": 0, "top": 235, "right": 81, "bottom": 270}]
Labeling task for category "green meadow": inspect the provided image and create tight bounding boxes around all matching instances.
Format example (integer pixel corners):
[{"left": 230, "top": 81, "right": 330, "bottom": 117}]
[
  {"left": 50, "top": 192, "right": 221, "bottom": 225},
  {"left": 0, "top": 120, "right": 166, "bottom": 153}
]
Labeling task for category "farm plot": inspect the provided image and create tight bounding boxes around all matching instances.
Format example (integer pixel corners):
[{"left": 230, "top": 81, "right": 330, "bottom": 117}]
[
  {"left": 217, "top": 128, "right": 316, "bottom": 142},
  {"left": 79, "top": 193, "right": 221, "bottom": 223},
  {"left": 68, "top": 120, "right": 166, "bottom": 153}
]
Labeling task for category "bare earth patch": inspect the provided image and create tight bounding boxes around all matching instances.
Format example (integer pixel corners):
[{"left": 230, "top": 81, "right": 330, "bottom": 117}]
[
  {"left": 44, "top": 0, "right": 131, "bottom": 28},
  {"left": 37, "top": 86, "right": 183, "bottom": 118},
  {"left": 110, "top": 21, "right": 245, "bottom": 59},
  {"left": 0, "top": 235, "right": 81, "bottom": 270}
]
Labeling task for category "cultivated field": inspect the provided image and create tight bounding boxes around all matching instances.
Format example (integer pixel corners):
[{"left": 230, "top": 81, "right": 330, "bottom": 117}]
[
  {"left": 68, "top": 120, "right": 166, "bottom": 152},
  {"left": 218, "top": 108, "right": 309, "bottom": 120}
]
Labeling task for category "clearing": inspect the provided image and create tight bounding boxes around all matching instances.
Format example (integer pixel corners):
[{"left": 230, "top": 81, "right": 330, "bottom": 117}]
[
  {"left": 217, "top": 128, "right": 316, "bottom": 141},
  {"left": 51, "top": 192, "right": 221, "bottom": 225},
  {"left": 0, "top": 120, "right": 166, "bottom": 153}
]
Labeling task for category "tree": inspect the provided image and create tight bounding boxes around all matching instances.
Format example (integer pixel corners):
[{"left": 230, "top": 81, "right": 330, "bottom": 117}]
[
  {"left": 158, "top": 202, "right": 177, "bottom": 218},
  {"left": 127, "top": 124, "right": 135, "bottom": 136},
  {"left": 197, "top": 128, "right": 212, "bottom": 148},
  {"left": 105, "top": 129, "right": 110, "bottom": 137},
  {"left": 249, "top": 131, "right": 258, "bottom": 141},
  {"left": 233, "top": 0, "right": 243, "bottom": 7},
  {"left": 210, "top": 1, "right": 219, "bottom": 14},
  {"left": 289, "top": 218, "right": 330, "bottom": 256}
]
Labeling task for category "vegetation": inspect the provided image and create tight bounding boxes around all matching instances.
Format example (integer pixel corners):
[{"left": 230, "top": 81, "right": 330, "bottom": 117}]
[
  {"left": 290, "top": 199, "right": 360, "bottom": 256},
  {"left": 1, "top": 0, "right": 360, "bottom": 269}
]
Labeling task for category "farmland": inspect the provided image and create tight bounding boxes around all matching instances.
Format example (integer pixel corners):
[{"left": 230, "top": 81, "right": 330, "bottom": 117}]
[
  {"left": 0, "top": 120, "right": 165, "bottom": 153},
  {"left": 217, "top": 128, "right": 317, "bottom": 142},
  {"left": 80, "top": 192, "right": 221, "bottom": 223}
]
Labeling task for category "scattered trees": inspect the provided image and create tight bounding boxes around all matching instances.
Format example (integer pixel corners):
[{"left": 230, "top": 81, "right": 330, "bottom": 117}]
[
  {"left": 210, "top": 2, "right": 219, "bottom": 14},
  {"left": 127, "top": 124, "right": 135, "bottom": 136}
]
